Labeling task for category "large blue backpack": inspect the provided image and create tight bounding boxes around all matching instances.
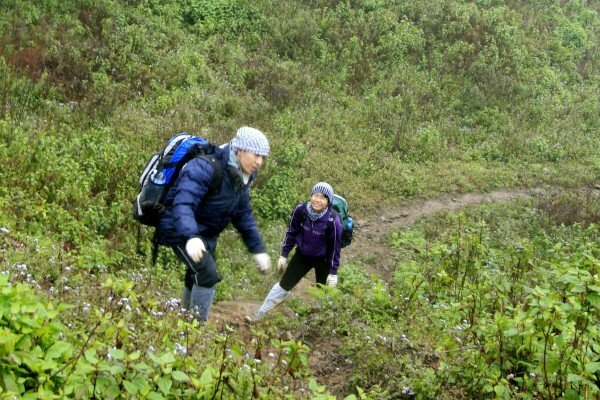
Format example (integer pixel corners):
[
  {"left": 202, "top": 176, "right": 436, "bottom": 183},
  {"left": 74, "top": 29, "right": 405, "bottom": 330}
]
[{"left": 133, "top": 133, "right": 222, "bottom": 227}]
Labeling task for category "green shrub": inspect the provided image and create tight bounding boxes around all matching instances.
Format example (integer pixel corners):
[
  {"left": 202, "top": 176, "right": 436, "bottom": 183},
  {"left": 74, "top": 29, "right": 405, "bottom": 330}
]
[{"left": 0, "top": 273, "right": 74, "bottom": 397}]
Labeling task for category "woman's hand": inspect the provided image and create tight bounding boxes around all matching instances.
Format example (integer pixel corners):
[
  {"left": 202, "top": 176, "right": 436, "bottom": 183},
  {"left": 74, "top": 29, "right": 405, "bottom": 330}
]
[
  {"left": 277, "top": 256, "right": 288, "bottom": 273},
  {"left": 326, "top": 274, "right": 338, "bottom": 287}
]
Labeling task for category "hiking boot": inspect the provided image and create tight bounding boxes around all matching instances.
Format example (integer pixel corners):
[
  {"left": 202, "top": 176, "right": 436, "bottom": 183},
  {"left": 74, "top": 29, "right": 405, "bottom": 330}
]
[
  {"left": 245, "top": 283, "right": 289, "bottom": 324},
  {"left": 244, "top": 312, "right": 264, "bottom": 324}
]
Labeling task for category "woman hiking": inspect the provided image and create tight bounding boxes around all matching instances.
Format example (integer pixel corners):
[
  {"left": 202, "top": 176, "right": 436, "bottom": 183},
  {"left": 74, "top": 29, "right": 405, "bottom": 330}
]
[{"left": 245, "top": 182, "right": 342, "bottom": 322}]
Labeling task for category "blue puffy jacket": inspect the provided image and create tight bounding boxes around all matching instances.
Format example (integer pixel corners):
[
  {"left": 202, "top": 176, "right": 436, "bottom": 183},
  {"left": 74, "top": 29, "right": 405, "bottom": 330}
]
[{"left": 155, "top": 144, "right": 265, "bottom": 254}]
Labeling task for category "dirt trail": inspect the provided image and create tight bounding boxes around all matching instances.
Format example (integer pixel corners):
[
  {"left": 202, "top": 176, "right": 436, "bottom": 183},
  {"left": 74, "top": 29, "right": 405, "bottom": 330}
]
[{"left": 346, "top": 188, "right": 538, "bottom": 279}]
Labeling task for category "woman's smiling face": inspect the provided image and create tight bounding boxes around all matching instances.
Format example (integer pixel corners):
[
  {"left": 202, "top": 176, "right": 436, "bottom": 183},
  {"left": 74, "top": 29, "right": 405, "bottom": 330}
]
[{"left": 310, "top": 192, "right": 328, "bottom": 212}]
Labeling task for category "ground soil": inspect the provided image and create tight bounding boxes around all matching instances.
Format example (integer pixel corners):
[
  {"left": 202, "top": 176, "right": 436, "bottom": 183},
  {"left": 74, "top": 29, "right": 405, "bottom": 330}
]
[{"left": 207, "top": 188, "right": 549, "bottom": 397}]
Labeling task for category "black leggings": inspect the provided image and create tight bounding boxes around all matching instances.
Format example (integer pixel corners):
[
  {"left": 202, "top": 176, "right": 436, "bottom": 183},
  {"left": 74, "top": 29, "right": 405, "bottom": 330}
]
[{"left": 279, "top": 251, "right": 329, "bottom": 291}]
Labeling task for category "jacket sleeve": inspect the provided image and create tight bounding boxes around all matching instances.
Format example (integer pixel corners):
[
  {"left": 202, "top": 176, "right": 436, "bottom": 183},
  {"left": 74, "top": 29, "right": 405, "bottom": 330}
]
[
  {"left": 281, "top": 204, "right": 304, "bottom": 258},
  {"left": 327, "top": 214, "right": 343, "bottom": 274},
  {"left": 170, "top": 158, "right": 216, "bottom": 240},
  {"left": 230, "top": 188, "right": 266, "bottom": 254}
]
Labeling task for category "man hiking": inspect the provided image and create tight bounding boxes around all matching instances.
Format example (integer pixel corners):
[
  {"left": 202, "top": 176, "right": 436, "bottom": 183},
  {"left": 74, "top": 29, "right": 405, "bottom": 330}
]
[{"left": 155, "top": 127, "right": 272, "bottom": 321}]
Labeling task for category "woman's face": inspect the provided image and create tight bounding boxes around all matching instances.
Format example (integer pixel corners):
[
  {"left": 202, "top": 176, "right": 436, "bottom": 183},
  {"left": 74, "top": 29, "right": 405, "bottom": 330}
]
[{"left": 310, "top": 192, "right": 328, "bottom": 212}]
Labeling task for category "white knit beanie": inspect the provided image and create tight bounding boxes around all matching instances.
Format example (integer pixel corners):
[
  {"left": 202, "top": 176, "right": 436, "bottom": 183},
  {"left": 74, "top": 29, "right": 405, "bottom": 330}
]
[
  {"left": 311, "top": 182, "right": 334, "bottom": 204},
  {"left": 232, "top": 127, "right": 270, "bottom": 156}
]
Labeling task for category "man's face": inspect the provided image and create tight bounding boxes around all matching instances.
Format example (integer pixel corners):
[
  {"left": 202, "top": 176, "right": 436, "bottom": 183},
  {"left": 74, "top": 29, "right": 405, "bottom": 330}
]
[{"left": 237, "top": 150, "right": 265, "bottom": 174}]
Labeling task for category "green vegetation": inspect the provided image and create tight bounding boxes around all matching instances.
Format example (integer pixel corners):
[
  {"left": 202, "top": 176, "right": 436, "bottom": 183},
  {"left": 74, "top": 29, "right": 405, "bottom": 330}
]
[{"left": 1, "top": 0, "right": 599, "bottom": 398}]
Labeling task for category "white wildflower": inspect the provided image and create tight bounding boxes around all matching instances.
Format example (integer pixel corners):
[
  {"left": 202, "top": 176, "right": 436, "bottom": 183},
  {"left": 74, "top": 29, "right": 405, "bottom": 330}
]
[{"left": 174, "top": 343, "right": 187, "bottom": 355}]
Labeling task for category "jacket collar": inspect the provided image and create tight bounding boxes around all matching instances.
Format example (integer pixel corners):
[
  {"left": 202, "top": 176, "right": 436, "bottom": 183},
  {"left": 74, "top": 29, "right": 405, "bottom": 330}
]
[{"left": 223, "top": 143, "right": 255, "bottom": 186}]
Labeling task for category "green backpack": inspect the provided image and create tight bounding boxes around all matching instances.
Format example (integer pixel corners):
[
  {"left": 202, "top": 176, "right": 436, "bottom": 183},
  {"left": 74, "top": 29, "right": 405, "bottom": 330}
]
[{"left": 331, "top": 194, "right": 353, "bottom": 248}]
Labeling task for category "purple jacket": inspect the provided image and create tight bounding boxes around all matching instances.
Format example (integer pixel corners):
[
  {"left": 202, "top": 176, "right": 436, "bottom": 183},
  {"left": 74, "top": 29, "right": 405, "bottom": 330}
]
[{"left": 281, "top": 203, "right": 343, "bottom": 274}]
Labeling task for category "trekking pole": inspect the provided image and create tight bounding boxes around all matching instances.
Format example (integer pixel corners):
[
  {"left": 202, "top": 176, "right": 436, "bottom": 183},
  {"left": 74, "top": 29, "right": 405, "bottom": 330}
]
[
  {"left": 151, "top": 230, "right": 159, "bottom": 265},
  {"left": 136, "top": 225, "right": 145, "bottom": 256}
]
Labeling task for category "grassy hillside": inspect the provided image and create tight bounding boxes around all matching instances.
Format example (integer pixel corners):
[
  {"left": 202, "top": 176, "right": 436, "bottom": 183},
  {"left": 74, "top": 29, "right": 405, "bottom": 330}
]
[
  {"left": 1, "top": 0, "right": 599, "bottom": 398},
  {"left": 2, "top": 0, "right": 599, "bottom": 214}
]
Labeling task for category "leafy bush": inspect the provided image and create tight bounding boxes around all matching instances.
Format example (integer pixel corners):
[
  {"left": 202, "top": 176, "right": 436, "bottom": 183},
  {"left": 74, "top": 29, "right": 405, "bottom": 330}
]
[
  {"left": 384, "top": 203, "right": 599, "bottom": 398},
  {"left": 536, "top": 190, "right": 600, "bottom": 228},
  {"left": 182, "top": 0, "right": 265, "bottom": 42},
  {"left": 0, "top": 270, "right": 344, "bottom": 399},
  {"left": 0, "top": 273, "right": 74, "bottom": 397}
]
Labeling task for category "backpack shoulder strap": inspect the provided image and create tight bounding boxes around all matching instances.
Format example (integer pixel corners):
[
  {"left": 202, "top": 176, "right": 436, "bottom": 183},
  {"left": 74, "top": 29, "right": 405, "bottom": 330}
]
[
  {"left": 327, "top": 208, "right": 339, "bottom": 232},
  {"left": 298, "top": 202, "right": 308, "bottom": 224},
  {"left": 179, "top": 143, "right": 222, "bottom": 197},
  {"left": 197, "top": 152, "right": 223, "bottom": 196}
]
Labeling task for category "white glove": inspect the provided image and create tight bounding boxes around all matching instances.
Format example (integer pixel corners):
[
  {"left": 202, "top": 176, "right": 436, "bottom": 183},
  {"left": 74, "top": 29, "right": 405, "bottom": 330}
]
[
  {"left": 277, "top": 256, "right": 288, "bottom": 273},
  {"left": 326, "top": 274, "right": 338, "bottom": 287},
  {"left": 185, "top": 237, "right": 206, "bottom": 263},
  {"left": 253, "top": 253, "right": 271, "bottom": 275}
]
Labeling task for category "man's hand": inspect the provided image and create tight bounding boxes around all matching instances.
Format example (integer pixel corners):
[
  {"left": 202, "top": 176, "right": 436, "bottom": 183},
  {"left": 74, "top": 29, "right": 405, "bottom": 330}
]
[
  {"left": 326, "top": 274, "right": 338, "bottom": 287},
  {"left": 277, "top": 256, "right": 288, "bottom": 274},
  {"left": 185, "top": 237, "right": 206, "bottom": 262},
  {"left": 253, "top": 253, "right": 271, "bottom": 274}
]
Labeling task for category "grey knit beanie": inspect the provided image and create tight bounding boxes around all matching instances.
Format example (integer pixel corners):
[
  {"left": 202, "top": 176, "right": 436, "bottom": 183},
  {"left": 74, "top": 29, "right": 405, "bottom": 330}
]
[
  {"left": 232, "top": 127, "right": 270, "bottom": 156},
  {"left": 311, "top": 182, "right": 334, "bottom": 204}
]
